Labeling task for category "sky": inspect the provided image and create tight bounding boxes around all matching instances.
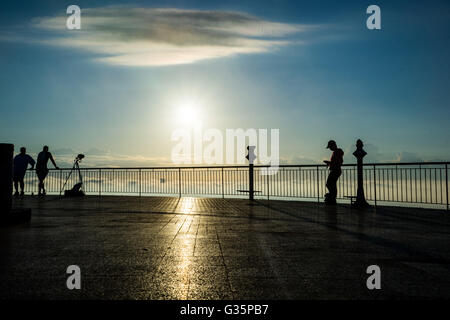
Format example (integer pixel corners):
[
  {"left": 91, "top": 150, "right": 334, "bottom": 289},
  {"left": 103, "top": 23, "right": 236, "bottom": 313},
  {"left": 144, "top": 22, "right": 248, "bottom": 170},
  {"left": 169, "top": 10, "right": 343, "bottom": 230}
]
[{"left": 0, "top": 0, "right": 449, "bottom": 168}]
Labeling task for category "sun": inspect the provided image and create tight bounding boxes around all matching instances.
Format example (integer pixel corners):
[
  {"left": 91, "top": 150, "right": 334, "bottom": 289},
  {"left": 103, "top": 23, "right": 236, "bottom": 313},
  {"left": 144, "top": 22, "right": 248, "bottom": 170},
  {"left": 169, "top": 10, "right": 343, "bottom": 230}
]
[{"left": 176, "top": 100, "right": 202, "bottom": 126}]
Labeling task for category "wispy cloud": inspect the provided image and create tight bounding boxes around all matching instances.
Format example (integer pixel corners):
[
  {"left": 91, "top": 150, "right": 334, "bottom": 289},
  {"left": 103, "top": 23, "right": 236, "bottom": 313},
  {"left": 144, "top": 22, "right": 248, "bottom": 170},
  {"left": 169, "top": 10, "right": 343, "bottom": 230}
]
[
  {"left": 42, "top": 147, "right": 171, "bottom": 168},
  {"left": 394, "top": 151, "right": 423, "bottom": 163},
  {"left": 27, "top": 7, "right": 312, "bottom": 66}
]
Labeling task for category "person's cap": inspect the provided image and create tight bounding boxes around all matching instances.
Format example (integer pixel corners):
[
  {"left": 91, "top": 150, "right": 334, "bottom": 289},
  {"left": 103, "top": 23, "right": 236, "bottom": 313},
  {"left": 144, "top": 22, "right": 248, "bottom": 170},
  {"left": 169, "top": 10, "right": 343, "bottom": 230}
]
[{"left": 326, "top": 140, "right": 336, "bottom": 149}]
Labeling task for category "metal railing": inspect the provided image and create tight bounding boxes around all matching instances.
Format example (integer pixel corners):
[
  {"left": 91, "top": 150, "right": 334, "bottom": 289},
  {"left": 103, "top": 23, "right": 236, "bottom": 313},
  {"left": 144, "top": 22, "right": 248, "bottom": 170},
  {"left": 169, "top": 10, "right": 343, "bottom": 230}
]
[{"left": 22, "top": 162, "right": 449, "bottom": 210}]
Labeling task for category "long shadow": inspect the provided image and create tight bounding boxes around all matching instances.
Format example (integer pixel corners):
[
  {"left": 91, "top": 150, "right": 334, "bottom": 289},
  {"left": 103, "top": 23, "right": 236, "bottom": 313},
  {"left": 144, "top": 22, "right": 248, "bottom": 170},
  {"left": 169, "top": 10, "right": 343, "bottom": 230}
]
[
  {"left": 254, "top": 200, "right": 450, "bottom": 265},
  {"left": 369, "top": 206, "right": 450, "bottom": 228}
]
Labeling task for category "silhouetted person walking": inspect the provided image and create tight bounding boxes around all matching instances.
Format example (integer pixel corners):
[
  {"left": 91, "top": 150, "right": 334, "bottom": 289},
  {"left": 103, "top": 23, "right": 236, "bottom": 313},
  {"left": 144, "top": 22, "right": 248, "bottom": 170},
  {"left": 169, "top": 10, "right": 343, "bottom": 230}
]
[
  {"left": 36, "top": 146, "right": 59, "bottom": 196},
  {"left": 323, "top": 140, "right": 344, "bottom": 204},
  {"left": 13, "top": 147, "right": 35, "bottom": 196}
]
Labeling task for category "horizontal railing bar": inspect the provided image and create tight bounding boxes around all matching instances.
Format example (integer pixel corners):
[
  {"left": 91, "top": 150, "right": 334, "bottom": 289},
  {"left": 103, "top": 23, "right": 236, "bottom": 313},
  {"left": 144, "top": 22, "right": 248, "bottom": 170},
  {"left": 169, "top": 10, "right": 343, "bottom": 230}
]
[{"left": 23, "top": 161, "right": 450, "bottom": 171}]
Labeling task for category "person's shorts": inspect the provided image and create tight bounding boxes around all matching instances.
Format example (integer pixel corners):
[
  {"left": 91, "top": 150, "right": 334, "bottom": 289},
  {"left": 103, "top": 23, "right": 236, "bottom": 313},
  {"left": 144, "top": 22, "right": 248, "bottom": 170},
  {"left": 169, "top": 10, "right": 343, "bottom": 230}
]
[
  {"left": 36, "top": 168, "right": 49, "bottom": 181},
  {"left": 13, "top": 171, "right": 26, "bottom": 182}
]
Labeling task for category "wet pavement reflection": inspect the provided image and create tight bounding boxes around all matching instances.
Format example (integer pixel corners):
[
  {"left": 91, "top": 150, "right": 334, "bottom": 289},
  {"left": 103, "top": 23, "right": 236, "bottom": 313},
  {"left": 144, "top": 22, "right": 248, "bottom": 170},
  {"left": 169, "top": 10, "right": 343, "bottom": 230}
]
[{"left": 1, "top": 196, "right": 450, "bottom": 299}]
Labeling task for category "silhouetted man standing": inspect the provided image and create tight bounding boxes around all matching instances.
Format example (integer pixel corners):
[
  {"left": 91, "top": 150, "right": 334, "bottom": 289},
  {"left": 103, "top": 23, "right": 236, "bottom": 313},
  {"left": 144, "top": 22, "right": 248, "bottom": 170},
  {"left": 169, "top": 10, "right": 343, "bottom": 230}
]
[
  {"left": 324, "top": 140, "right": 344, "bottom": 204},
  {"left": 13, "top": 147, "right": 35, "bottom": 196},
  {"left": 36, "top": 146, "right": 59, "bottom": 196}
]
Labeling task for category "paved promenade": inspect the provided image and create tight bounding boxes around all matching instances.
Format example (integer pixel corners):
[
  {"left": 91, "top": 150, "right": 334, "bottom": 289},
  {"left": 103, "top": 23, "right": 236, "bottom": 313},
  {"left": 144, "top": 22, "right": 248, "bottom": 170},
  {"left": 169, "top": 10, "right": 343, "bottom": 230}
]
[{"left": 1, "top": 196, "right": 450, "bottom": 299}]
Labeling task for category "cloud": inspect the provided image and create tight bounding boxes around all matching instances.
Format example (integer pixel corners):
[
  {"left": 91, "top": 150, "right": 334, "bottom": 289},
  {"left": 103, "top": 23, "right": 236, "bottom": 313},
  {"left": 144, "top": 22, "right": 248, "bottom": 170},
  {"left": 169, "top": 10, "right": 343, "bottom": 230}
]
[
  {"left": 50, "top": 147, "right": 76, "bottom": 156},
  {"left": 27, "top": 7, "right": 311, "bottom": 66},
  {"left": 64, "top": 152, "right": 171, "bottom": 168},
  {"left": 342, "top": 142, "right": 384, "bottom": 163},
  {"left": 24, "top": 146, "right": 170, "bottom": 168},
  {"left": 394, "top": 151, "right": 423, "bottom": 163},
  {"left": 280, "top": 155, "right": 320, "bottom": 165}
]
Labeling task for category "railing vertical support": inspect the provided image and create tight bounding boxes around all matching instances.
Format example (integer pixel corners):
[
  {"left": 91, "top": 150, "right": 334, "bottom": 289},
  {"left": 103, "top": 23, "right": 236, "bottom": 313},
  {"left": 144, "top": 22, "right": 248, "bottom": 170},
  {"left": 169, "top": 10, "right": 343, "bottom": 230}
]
[
  {"left": 178, "top": 168, "right": 182, "bottom": 198},
  {"left": 373, "top": 165, "right": 377, "bottom": 208},
  {"left": 246, "top": 146, "right": 256, "bottom": 201},
  {"left": 59, "top": 169, "right": 62, "bottom": 196},
  {"left": 99, "top": 169, "right": 101, "bottom": 196},
  {"left": 446, "top": 164, "right": 448, "bottom": 211},
  {"left": 249, "top": 164, "right": 254, "bottom": 201},
  {"left": 316, "top": 166, "right": 320, "bottom": 203},
  {"left": 138, "top": 169, "right": 141, "bottom": 197},
  {"left": 352, "top": 140, "right": 369, "bottom": 208},
  {"left": 221, "top": 167, "right": 224, "bottom": 199},
  {"left": 267, "top": 168, "right": 270, "bottom": 201}
]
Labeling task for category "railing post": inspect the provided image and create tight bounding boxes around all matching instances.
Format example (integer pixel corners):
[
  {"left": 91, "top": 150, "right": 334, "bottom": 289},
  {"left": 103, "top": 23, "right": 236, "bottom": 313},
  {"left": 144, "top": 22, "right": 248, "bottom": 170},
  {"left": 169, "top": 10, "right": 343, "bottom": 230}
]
[
  {"left": 246, "top": 146, "right": 256, "bottom": 201},
  {"left": 446, "top": 163, "right": 448, "bottom": 211},
  {"left": 221, "top": 167, "right": 224, "bottom": 199},
  {"left": 352, "top": 140, "right": 369, "bottom": 208},
  {"left": 316, "top": 166, "right": 320, "bottom": 203},
  {"left": 139, "top": 168, "right": 141, "bottom": 197},
  {"left": 373, "top": 165, "right": 377, "bottom": 208},
  {"left": 178, "top": 168, "right": 182, "bottom": 198},
  {"left": 267, "top": 167, "right": 270, "bottom": 201},
  {"left": 99, "top": 169, "right": 101, "bottom": 196},
  {"left": 249, "top": 164, "right": 254, "bottom": 201},
  {"left": 59, "top": 169, "right": 62, "bottom": 196}
]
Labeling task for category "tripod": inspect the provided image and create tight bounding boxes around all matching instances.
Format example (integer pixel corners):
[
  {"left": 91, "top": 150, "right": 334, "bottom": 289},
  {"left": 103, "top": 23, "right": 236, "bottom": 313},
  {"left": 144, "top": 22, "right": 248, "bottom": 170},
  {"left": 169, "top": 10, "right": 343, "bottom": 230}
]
[{"left": 59, "top": 155, "right": 84, "bottom": 196}]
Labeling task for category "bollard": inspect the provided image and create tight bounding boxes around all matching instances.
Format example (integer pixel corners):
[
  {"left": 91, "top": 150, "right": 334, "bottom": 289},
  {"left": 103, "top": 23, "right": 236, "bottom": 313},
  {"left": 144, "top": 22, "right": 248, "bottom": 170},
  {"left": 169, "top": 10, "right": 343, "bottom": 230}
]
[
  {"left": 0, "top": 143, "right": 14, "bottom": 213},
  {"left": 0, "top": 143, "right": 32, "bottom": 225},
  {"left": 352, "top": 139, "right": 370, "bottom": 208},
  {"left": 246, "top": 146, "right": 256, "bottom": 201}
]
